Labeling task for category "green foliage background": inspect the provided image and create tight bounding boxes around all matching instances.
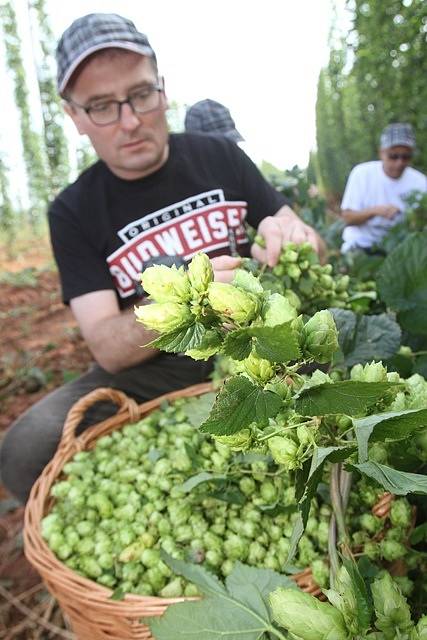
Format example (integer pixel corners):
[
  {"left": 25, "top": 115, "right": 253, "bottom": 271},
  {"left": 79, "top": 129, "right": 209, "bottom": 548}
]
[{"left": 316, "top": 0, "right": 427, "bottom": 198}]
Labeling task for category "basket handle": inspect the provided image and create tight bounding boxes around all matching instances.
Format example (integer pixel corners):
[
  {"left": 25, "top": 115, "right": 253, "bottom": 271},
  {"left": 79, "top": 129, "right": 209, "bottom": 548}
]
[{"left": 60, "top": 387, "right": 140, "bottom": 450}]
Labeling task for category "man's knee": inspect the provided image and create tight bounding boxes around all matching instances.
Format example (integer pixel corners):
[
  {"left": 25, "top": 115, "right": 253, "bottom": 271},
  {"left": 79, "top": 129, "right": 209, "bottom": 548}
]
[{"left": 0, "top": 405, "right": 60, "bottom": 503}]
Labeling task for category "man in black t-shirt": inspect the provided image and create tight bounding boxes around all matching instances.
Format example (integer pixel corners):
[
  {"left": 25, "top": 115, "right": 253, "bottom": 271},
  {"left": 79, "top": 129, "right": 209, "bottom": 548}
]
[{"left": 0, "top": 13, "right": 324, "bottom": 503}]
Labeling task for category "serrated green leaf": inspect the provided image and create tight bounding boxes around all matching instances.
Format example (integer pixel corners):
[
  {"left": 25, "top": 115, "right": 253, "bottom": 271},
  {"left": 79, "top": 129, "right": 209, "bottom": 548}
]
[
  {"left": 110, "top": 587, "right": 125, "bottom": 600},
  {"left": 349, "top": 461, "right": 427, "bottom": 495},
  {"left": 185, "top": 393, "right": 217, "bottom": 428},
  {"left": 331, "top": 309, "right": 401, "bottom": 367},
  {"left": 300, "top": 447, "right": 355, "bottom": 522},
  {"left": 251, "top": 323, "right": 301, "bottom": 363},
  {"left": 288, "top": 446, "right": 355, "bottom": 561},
  {"left": 354, "top": 408, "right": 427, "bottom": 463},
  {"left": 410, "top": 522, "right": 427, "bottom": 545},
  {"left": 226, "top": 563, "right": 295, "bottom": 619},
  {"left": 148, "top": 557, "right": 284, "bottom": 640},
  {"left": 341, "top": 557, "right": 373, "bottom": 633},
  {"left": 199, "top": 376, "right": 282, "bottom": 435},
  {"left": 147, "top": 599, "right": 267, "bottom": 640},
  {"left": 160, "top": 552, "right": 226, "bottom": 595},
  {"left": 151, "top": 322, "right": 207, "bottom": 352},
  {"left": 178, "top": 472, "right": 227, "bottom": 493},
  {"left": 295, "top": 381, "right": 396, "bottom": 417},
  {"left": 377, "top": 232, "right": 427, "bottom": 335},
  {"left": 286, "top": 512, "right": 305, "bottom": 564},
  {"left": 223, "top": 329, "right": 253, "bottom": 361}
]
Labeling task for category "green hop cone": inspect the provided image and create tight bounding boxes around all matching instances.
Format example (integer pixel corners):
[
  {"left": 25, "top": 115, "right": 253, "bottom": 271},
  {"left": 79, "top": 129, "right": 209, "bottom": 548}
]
[
  {"left": 417, "top": 616, "right": 427, "bottom": 640},
  {"left": 350, "top": 361, "right": 388, "bottom": 383},
  {"left": 207, "top": 282, "right": 258, "bottom": 324},
  {"left": 140, "top": 264, "right": 191, "bottom": 303},
  {"left": 390, "top": 499, "right": 412, "bottom": 529},
  {"left": 134, "top": 302, "right": 192, "bottom": 333},
  {"left": 262, "top": 292, "right": 298, "bottom": 327},
  {"left": 187, "top": 252, "right": 214, "bottom": 297},
  {"left": 214, "top": 429, "right": 253, "bottom": 451},
  {"left": 269, "top": 587, "right": 349, "bottom": 640},
  {"left": 371, "top": 572, "right": 413, "bottom": 636},
  {"left": 284, "top": 289, "right": 302, "bottom": 311},
  {"left": 303, "top": 310, "right": 339, "bottom": 364},
  {"left": 242, "top": 352, "right": 274, "bottom": 384},
  {"left": 324, "top": 566, "right": 361, "bottom": 637},
  {"left": 268, "top": 436, "right": 302, "bottom": 470}
]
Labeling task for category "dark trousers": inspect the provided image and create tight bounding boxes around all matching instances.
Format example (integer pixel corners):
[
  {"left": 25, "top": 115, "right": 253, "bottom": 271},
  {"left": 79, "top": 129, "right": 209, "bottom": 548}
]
[{"left": 0, "top": 354, "right": 212, "bottom": 503}]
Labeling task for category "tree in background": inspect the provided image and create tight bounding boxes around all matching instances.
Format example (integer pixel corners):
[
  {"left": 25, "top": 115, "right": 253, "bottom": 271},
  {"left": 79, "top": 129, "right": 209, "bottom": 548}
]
[
  {"left": 0, "top": 152, "right": 15, "bottom": 241},
  {"left": 316, "top": 0, "right": 427, "bottom": 199},
  {"left": 28, "top": 0, "right": 70, "bottom": 194},
  {"left": 76, "top": 139, "right": 97, "bottom": 174},
  {"left": 0, "top": 1, "right": 49, "bottom": 226}
]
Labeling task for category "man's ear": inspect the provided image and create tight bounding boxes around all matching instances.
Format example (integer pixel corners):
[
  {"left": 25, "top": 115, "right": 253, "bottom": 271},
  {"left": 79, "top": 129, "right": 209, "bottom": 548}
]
[{"left": 63, "top": 101, "right": 86, "bottom": 135}]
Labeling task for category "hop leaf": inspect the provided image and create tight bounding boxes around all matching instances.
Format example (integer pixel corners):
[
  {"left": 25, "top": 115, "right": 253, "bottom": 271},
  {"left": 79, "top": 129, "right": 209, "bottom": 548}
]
[
  {"left": 207, "top": 282, "right": 258, "bottom": 324},
  {"left": 187, "top": 253, "right": 214, "bottom": 296},
  {"left": 135, "top": 302, "right": 192, "bottom": 333},
  {"left": 269, "top": 587, "right": 349, "bottom": 640},
  {"left": 140, "top": 264, "right": 191, "bottom": 303},
  {"left": 303, "top": 310, "right": 339, "bottom": 363}
]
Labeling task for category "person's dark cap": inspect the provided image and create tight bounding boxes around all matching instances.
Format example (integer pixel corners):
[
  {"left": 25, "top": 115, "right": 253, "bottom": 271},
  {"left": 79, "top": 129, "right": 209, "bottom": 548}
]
[
  {"left": 56, "top": 13, "right": 156, "bottom": 95},
  {"left": 184, "top": 99, "right": 244, "bottom": 143},
  {"left": 380, "top": 123, "right": 416, "bottom": 150}
]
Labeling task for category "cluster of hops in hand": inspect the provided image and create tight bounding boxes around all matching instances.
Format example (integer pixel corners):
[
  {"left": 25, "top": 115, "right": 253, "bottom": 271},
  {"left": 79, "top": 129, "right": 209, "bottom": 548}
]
[
  {"left": 134, "top": 253, "right": 339, "bottom": 459},
  {"left": 251, "top": 239, "right": 350, "bottom": 313}
]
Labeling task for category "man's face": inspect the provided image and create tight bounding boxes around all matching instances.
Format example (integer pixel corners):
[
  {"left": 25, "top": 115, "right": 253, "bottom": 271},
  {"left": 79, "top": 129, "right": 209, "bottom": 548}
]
[
  {"left": 64, "top": 51, "right": 169, "bottom": 180},
  {"left": 380, "top": 145, "right": 413, "bottom": 179}
]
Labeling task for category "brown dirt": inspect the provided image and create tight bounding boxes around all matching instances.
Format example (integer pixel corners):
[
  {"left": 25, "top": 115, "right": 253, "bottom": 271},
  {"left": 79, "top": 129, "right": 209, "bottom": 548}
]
[{"left": 0, "top": 240, "right": 91, "bottom": 637}]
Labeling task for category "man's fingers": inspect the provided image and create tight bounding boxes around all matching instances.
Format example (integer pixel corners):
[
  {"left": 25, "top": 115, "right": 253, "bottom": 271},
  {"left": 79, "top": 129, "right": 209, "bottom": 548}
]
[
  {"left": 210, "top": 255, "right": 242, "bottom": 270},
  {"left": 211, "top": 255, "right": 242, "bottom": 284},
  {"left": 213, "top": 269, "right": 237, "bottom": 283}
]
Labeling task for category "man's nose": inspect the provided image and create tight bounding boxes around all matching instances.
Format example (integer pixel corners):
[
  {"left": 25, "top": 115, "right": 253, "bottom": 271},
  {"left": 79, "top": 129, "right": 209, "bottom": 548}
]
[{"left": 119, "top": 102, "right": 141, "bottom": 130}]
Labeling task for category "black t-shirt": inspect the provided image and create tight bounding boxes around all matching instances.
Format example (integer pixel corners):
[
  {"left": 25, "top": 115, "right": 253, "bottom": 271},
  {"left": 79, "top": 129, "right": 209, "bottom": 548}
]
[{"left": 49, "top": 133, "right": 286, "bottom": 309}]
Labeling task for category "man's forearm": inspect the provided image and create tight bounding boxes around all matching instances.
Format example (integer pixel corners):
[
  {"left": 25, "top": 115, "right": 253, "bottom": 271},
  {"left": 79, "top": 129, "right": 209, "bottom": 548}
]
[
  {"left": 85, "top": 308, "right": 159, "bottom": 374},
  {"left": 341, "top": 207, "right": 378, "bottom": 225}
]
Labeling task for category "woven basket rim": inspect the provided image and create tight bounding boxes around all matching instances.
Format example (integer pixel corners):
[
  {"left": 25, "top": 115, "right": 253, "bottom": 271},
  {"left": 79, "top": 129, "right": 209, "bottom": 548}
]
[{"left": 23, "top": 382, "right": 214, "bottom": 611}]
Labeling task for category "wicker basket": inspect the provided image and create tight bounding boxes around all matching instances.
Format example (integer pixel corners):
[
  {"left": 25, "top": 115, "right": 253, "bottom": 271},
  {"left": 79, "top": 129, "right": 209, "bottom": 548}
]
[{"left": 24, "top": 383, "right": 213, "bottom": 640}]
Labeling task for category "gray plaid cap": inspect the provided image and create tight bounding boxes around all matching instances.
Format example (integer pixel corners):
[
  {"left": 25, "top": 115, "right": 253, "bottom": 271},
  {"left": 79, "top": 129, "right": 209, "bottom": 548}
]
[
  {"left": 56, "top": 13, "right": 156, "bottom": 94},
  {"left": 184, "top": 99, "right": 244, "bottom": 143},
  {"left": 380, "top": 123, "right": 415, "bottom": 149}
]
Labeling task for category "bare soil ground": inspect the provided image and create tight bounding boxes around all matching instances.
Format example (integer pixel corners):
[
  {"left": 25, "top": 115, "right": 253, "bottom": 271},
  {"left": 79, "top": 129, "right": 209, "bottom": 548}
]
[{"left": 0, "top": 236, "right": 91, "bottom": 638}]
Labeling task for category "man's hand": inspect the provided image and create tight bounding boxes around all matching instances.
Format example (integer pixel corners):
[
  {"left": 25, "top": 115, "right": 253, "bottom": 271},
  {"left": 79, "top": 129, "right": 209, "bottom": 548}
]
[
  {"left": 251, "top": 205, "right": 325, "bottom": 267},
  {"left": 373, "top": 205, "right": 400, "bottom": 219},
  {"left": 211, "top": 255, "right": 242, "bottom": 283}
]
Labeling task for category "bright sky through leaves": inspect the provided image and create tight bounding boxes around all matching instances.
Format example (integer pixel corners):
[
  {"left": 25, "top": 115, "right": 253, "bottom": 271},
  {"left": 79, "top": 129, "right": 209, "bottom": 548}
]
[{"left": 0, "top": 0, "right": 347, "bottom": 202}]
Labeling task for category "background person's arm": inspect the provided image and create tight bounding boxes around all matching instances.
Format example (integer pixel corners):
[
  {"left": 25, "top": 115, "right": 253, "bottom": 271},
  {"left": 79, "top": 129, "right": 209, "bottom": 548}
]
[{"left": 341, "top": 205, "right": 400, "bottom": 225}]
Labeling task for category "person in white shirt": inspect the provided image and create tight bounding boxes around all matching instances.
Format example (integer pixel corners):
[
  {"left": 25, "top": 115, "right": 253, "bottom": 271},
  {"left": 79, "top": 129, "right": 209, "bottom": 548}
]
[{"left": 340, "top": 123, "right": 427, "bottom": 253}]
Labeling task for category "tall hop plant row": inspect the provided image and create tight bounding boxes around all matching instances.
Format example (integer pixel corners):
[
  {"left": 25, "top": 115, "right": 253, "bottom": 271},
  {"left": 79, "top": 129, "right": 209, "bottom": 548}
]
[
  {"left": 0, "top": 1, "right": 49, "bottom": 225},
  {"left": 135, "top": 253, "right": 427, "bottom": 589}
]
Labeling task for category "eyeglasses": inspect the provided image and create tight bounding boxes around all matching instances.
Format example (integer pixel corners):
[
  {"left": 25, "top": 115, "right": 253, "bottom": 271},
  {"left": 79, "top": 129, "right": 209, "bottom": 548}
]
[
  {"left": 68, "top": 83, "right": 163, "bottom": 126},
  {"left": 387, "top": 152, "right": 412, "bottom": 161}
]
